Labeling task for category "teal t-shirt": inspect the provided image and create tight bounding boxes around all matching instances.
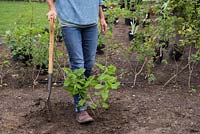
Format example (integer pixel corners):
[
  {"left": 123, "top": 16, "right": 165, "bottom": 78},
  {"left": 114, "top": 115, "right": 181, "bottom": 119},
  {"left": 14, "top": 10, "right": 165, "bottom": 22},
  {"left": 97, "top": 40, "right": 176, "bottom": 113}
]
[{"left": 55, "top": 0, "right": 103, "bottom": 26}]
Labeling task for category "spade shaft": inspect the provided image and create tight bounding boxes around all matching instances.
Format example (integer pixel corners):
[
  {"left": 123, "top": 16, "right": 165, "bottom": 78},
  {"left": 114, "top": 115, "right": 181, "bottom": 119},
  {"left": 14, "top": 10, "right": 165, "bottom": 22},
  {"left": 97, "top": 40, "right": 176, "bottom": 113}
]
[{"left": 47, "top": 18, "right": 55, "bottom": 102}]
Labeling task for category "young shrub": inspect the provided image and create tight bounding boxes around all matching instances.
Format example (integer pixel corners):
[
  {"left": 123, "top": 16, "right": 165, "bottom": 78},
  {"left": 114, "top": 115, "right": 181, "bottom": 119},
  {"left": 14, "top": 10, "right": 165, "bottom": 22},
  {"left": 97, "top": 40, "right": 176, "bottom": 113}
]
[{"left": 63, "top": 64, "right": 120, "bottom": 110}]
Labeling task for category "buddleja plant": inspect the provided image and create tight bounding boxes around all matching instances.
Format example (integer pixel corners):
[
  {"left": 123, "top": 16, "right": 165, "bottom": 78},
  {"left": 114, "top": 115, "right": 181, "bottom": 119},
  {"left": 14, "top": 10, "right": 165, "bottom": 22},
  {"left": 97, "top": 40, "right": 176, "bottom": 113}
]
[
  {"left": 93, "top": 64, "right": 120, "bottom": 109},
  {"left": 63, "top": 64, "right": 120, "bottom": 110},
  {"left": 63, "top": 68, "right": 96, "bottom": 107}
]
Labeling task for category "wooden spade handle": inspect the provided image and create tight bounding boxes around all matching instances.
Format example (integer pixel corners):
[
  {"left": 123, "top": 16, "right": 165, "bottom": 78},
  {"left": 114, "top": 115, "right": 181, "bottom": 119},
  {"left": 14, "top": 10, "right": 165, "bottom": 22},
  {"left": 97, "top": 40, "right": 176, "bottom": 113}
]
[{"left": 48, "top": 18, "right": 55, "bottom": 74}]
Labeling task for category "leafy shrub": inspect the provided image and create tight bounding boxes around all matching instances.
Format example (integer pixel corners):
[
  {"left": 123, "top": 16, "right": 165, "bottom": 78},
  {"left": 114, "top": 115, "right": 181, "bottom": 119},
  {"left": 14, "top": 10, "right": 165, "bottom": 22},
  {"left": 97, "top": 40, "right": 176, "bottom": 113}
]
[
  {"left": 5, "top": 24, "right": 49, "bottom": 67},
  {"left": 63, "top": 64, "right": 120, "bottom": 110}
]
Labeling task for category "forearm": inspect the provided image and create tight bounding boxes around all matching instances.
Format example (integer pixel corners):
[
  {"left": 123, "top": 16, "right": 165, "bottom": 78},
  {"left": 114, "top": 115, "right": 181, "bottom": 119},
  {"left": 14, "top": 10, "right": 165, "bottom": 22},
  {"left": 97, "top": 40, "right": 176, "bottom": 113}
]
[
  {"left": 99, "top": 6, "right": 105, "bottom": 20},
  {"left": 99, "top": 5, "right": 107, "bottom": 33},
  {"left": 46, "top": 0, "right": 57, "bottom": 20},
  {"left": 46, "top": 0, "right": 56, "bottom": 11}
]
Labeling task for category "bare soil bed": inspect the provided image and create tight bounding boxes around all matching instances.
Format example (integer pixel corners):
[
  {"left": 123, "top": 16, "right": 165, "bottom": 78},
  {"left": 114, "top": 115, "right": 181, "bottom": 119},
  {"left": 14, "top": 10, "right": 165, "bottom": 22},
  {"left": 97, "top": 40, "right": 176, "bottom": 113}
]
[{"left": 0, "top": 20, "right": 200, "bottom": 134}]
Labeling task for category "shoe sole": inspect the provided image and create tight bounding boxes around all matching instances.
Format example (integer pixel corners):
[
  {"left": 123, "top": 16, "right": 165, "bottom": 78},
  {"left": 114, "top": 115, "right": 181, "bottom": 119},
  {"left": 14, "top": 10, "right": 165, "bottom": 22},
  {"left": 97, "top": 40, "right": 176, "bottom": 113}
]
[{"left": 76, "top": 118, "right": 94, "bottom": 124}]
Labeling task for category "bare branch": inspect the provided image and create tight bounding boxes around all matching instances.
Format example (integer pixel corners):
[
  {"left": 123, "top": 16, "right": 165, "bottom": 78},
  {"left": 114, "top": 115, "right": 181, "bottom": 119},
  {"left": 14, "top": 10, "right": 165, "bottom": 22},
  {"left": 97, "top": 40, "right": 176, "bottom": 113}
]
[
  {"left": 133, "top": 57, "right": 148, "bottom": 86},
  {"left": 163, "top": 63, "right": 189, "bottom": 87}
]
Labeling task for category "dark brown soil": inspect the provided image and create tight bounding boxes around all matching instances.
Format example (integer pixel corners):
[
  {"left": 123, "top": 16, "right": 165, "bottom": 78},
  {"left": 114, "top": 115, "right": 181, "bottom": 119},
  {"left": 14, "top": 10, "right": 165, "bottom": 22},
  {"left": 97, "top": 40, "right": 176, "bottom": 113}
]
[{"left": 0, "top": 19, "right": 200, "bottom": 134}]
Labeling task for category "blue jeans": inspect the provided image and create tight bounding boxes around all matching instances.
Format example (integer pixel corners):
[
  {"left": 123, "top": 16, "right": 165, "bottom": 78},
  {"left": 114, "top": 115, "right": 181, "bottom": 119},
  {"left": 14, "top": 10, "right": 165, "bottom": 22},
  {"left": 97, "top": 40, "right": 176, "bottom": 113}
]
[{"left": 61, "top": 25, "right": 98, "bottom": 112}]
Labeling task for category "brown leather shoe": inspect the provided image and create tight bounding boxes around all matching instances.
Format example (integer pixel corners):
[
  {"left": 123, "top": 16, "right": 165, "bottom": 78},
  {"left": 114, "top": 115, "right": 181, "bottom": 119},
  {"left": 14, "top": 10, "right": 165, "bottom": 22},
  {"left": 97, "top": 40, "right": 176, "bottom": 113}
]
[{"left": 76, "top": 110, "right": 94, "bottom": 124}]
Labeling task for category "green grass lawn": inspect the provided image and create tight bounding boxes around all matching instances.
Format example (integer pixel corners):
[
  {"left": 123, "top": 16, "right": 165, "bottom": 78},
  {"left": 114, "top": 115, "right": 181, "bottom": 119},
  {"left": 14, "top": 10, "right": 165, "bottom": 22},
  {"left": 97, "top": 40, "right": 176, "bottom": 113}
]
[{"left": 0, "top": 1, "right": 49, "bottom": 35}]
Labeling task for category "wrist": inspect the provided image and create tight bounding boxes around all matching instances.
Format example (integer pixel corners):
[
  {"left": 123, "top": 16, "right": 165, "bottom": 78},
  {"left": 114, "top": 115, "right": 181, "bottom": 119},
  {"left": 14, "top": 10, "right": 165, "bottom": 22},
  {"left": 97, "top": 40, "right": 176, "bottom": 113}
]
[
  {"left": 50, "top": 7, "right": 56, "bottom": 12},
  {"left": 100, "top": 18, "right": 106, "bottom": 23}
]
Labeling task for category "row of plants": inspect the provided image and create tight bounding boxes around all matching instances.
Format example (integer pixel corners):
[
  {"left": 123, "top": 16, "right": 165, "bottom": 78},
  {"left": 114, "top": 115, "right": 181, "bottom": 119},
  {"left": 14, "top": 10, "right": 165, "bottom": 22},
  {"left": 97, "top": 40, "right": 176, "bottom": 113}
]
[
  {"left": 126, "top": 0, "right": 200, "bottom": 87},
  {"left": 101, "top": 0, "right": 199, "bottom": 88},
  {"left": 5, "top": 23, "right": 51, "bottom": 74}
]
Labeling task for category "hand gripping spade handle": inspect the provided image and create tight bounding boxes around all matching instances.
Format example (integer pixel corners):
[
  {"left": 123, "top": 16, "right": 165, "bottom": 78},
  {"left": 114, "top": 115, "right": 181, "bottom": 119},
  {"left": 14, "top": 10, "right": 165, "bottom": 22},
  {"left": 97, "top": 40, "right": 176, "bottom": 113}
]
[{"left": 47, "top": 17, "right": 55, "bottom": 102}]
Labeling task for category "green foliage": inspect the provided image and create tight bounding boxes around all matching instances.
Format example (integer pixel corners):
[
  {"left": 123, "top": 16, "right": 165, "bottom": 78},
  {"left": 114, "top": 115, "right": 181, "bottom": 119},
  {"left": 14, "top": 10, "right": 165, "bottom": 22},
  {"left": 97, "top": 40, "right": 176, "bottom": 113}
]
[
  {"left": 5, "top": 26, "right": 34, "bottom": 58},
  {"left": 32, "top": 30, "right": 49, "bottom": 67},
  {"left": 130, "top": 19, "right": 139, "bottom": 35},
  {"left": 147, "top": 73, "right": 156, "bottom": 84},
  {"left": 132, "top": 33, "right": 156, "bottom": 61},
  {"left": 130, "top": 0, "right": 200, "bottom": 86},
  {"left": 191, "top": 53, "right": 200, "bottom": 63},
  {"left": 94, "top": 64, "right": 120, "bottom": 109},
  {"left": 98, "top": 34, "right": 106, "bottom": 47},
  {"left": 5, "top": 24, "right": 49, "bottom": 67},
  {"left": 103, "top": 0, "right": 121, "bottom": 7},
  {"left": 133, "top": 2, "right": 150, "bottom": 23},
  {"left": 152, "top": 0, "right": 177, "bottom": 43},
  {"left": 63, "top": 68, "right": 95, "bottom": 108},
  {"left": 104, "top": 7, "right": 123, "bottom": 24},
  {"left": 160, "top": 0, "right": 200, "bottom": 49},
  {"left": 122, "top": 8, "right": 133, "bottom": 18},
  {"left": 63, "top": 64, "right": 120, "bottom": 110}
]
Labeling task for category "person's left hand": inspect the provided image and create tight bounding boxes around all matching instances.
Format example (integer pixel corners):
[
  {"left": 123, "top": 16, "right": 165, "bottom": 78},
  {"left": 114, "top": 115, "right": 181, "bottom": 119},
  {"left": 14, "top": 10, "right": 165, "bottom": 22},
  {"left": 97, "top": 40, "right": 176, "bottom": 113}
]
[{"left": 100, "top": 18, "right": 107, "bottom": 34}]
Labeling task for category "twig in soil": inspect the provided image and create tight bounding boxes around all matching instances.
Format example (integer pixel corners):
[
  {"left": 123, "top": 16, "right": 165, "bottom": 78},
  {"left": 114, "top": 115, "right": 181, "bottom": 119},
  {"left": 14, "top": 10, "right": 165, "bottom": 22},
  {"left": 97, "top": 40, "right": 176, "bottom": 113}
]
[
  {"left": 188, "top": 46, "right": 192, "bottom": 89},
  {"left": 188, "top": 63, "right": 194, "bottom": 89},
  {"left": 187, "top": 47, "right": 199, "bottom": 89},
  {"left": 54, "top": 43, "right": 67, "bottom": 81},
  {"left": 174, "top": 53, "right": 179, "bottom": 83},
  {"left": 0, "top": 72, "right": 3, "bottom": 85},
  {"left": 33, "top": 67, "right": 41, "bottom": 89},
  {"left": 133, "top": 57, "right": 148, "bottom": 86},
  {"left": 163, "top": 63, "right": 189, "bottom": 87},
  {"left": 105, "top": 39, "right": 109, "bottom": 66}
]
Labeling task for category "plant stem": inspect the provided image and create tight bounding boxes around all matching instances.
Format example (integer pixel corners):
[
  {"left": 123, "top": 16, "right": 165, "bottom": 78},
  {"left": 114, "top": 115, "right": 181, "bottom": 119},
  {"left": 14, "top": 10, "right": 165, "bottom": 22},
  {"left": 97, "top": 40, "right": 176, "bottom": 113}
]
[
  {"left": 88, "top": 93, "right": 99, "bottom": 115},
  {"left": 163, "top": 63, "right": 189, "bottom": 87},
  {"left": 33, "top": 66, "right": 41, "bottom": 89},
  {"left": 54, "top": 46, "right": 66, "bottom": 81},
  {"left": 133, "top": 57, "right": 148, "bottom": 86},
  {"left": 174, "top": 52, "right": 179, "bottom": 83},
  {"left": 188, "top": 63, "right": 194, "bottom": 89},
  {"left": 188, "top": 45, "right": 193, "bottom": 89},
  {"left": 105, "top": 38, "right": 109, "bottom": 66}
]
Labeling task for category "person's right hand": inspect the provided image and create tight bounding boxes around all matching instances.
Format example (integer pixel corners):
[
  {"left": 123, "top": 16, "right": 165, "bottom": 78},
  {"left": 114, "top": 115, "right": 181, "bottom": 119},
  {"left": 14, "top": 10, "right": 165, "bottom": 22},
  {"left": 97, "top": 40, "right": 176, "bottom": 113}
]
[{"left": 47, "top": 10, "right": 57, "bottom": 21}]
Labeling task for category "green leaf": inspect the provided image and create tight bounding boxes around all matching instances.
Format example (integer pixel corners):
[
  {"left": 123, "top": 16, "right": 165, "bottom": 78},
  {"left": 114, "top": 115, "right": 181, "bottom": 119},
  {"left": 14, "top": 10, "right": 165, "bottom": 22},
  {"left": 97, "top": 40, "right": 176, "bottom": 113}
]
[
  {"left": 95, "top": 84, "right": 104, "bottom": 89},
  {"left": 74, "top": 68, "right": 85, "bottom": 76},
  {"left": 85, "top": 76, "right": 96, "bottom": 87},
  {"left": 64, "top": 79, "right": 70, "bottom": 87},
  {"left": 107, "top": 65, "right": 116, "bottom": 75},
  {"left": 101, "top": 90, "right": 109, "bottom": 102},
  {"left": 78, "top": 99, "right": 86, "bottom": 107},
  {"left": 96, "top": 63, "right": 105, "bottom": 70},
  {"left": 111, "top": 82, "right": 120, "bottom": 89},
  {"left": 76, "top": 83, "right": 82, "bottom": 89},
  {"left": 72, "top": 88, "right": 79, "bottom": 95},
  {"left": 97, "top": 74, "right": 107, "bottom": 81},
  {"left": 89, "top": 103, "right": 97, "bottom": 110},
  {"left": 94, "top": 91, "right": 101, "bottom": 96},
  {"left": 102, "top": 102, "right": 109, "bottom": 109}
]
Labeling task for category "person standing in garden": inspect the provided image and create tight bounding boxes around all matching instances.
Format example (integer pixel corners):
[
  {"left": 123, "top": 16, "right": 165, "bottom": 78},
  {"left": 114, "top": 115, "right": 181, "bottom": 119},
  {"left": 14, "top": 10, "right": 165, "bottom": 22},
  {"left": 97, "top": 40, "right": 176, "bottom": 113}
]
[{"left": 46, "top": 0, "right": 107, "bottom": 123}]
